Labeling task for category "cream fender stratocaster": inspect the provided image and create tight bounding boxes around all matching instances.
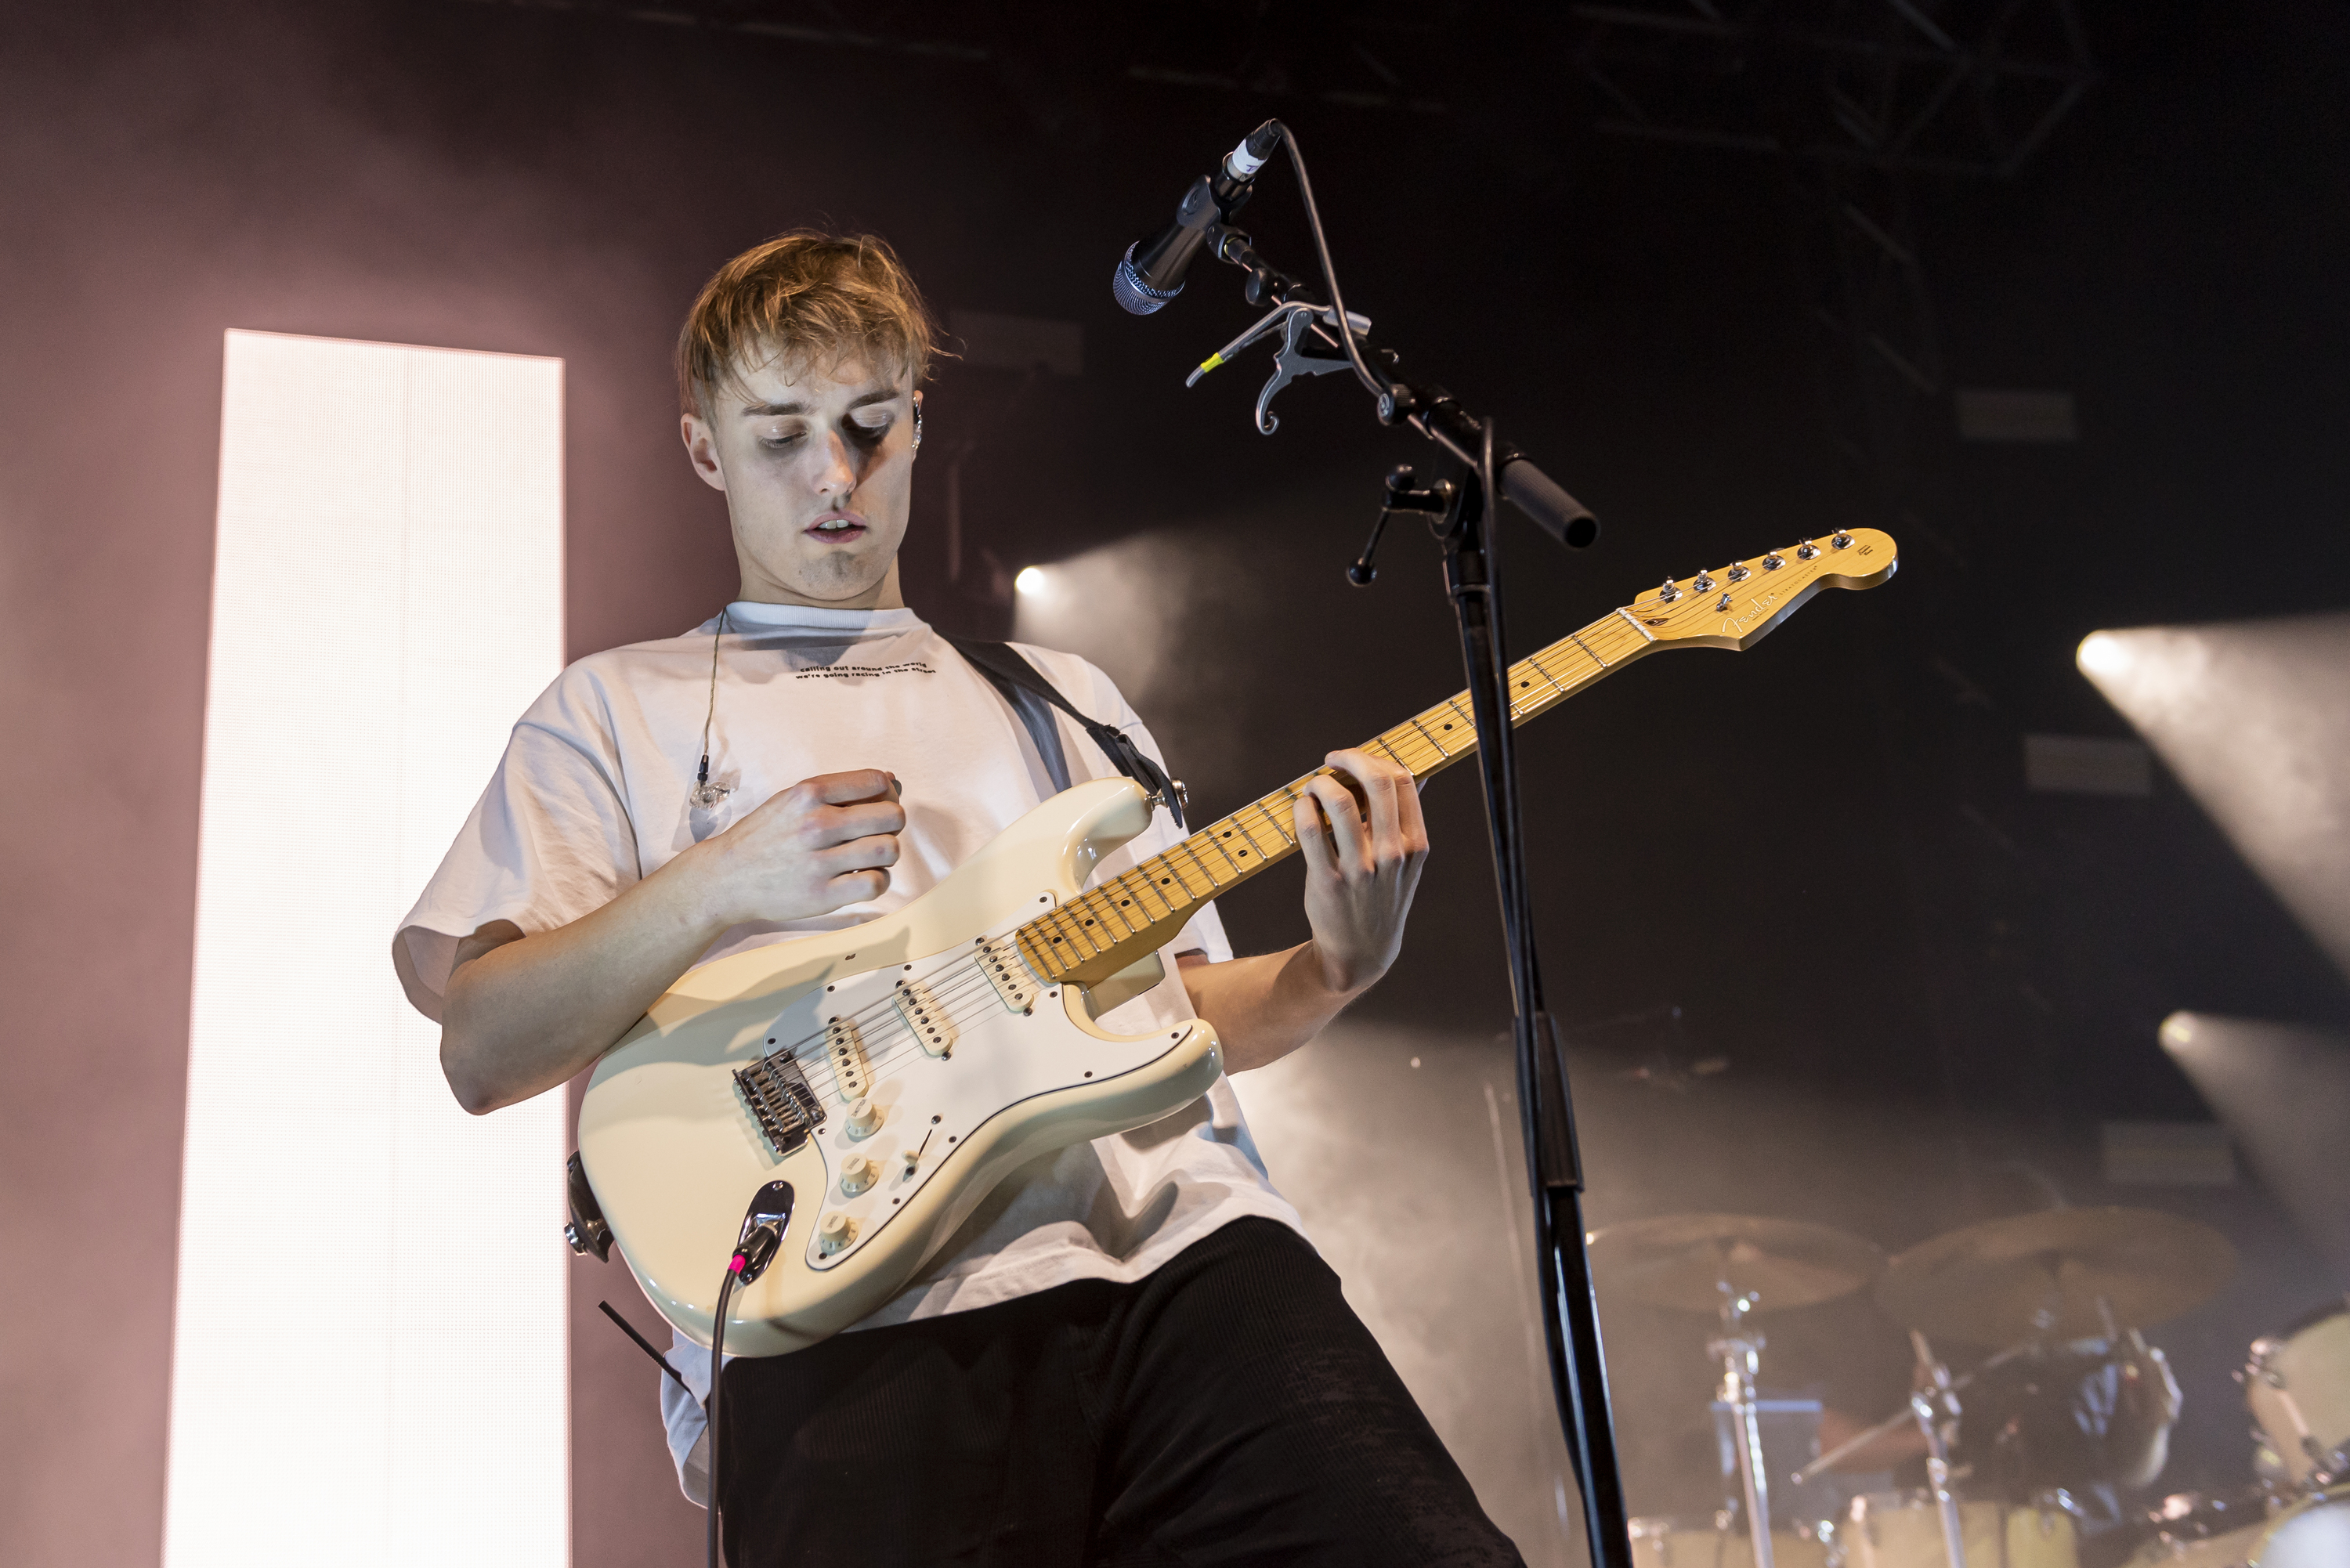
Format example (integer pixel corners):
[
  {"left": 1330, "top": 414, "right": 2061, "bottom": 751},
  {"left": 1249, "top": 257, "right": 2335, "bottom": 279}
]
[{"left": 577, "top": 529, "right": 1899, "bottom": 1356}]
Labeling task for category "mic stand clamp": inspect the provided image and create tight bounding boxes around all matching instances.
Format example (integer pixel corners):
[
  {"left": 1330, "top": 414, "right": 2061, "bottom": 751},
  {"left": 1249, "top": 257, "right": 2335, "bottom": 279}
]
[{"left": 1349, "top": 465, "right": 1454, "bottom": 586}]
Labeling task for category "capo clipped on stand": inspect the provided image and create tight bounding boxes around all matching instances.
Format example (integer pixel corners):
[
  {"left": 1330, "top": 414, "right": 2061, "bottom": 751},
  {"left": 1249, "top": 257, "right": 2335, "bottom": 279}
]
[{"left": 1186, "top": 298, "right": 1372, "bottom": 435}]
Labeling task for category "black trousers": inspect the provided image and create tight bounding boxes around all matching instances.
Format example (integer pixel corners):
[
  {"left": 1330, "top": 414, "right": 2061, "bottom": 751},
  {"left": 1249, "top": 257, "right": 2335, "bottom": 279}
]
[{"left": 718, "top": 1217, "right": 1526, "bottom": 1567}]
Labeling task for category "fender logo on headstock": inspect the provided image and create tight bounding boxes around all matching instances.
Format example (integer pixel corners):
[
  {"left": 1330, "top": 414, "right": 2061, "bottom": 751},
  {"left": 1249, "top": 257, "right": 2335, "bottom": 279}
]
[{"left": 1721, "top": 588, "right": 1784, "bottom": 638}]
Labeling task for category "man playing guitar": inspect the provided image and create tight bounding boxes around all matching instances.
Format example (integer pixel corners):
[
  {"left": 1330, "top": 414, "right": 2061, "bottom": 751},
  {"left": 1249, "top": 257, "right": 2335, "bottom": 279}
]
[{"left": 392, "top": 230, "right": 1524, "bottom": 1566}]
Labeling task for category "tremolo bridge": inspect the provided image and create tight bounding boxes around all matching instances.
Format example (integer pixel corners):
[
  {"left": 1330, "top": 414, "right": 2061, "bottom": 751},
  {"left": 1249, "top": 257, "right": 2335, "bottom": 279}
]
[{"left": 735, "top": 1053, "right": 822, "bottom": 1157}]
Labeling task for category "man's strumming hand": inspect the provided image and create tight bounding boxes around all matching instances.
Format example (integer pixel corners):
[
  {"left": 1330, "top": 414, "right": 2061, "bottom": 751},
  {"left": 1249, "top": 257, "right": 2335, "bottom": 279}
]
[{"left": 687, "top": 768, "right": 906, "bottom": 927}]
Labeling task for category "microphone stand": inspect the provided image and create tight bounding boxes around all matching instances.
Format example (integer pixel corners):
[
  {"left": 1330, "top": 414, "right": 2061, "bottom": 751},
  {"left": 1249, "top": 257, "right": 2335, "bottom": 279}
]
[{"left": 1184, "top": 125, "right": 1631, "bottom": 1568}]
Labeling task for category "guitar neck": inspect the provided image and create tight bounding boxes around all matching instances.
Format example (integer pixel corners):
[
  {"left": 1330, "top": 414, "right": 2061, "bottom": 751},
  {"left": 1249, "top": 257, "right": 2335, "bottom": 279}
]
[{"left": 1014, "top": 607, "right": 1661, "bottom": 988}]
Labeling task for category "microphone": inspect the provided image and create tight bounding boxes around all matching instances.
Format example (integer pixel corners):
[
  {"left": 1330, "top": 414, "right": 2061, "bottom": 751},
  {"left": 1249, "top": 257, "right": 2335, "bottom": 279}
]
[{"left": 1112, "top": 122, "right": 1283, "bottom": 316}]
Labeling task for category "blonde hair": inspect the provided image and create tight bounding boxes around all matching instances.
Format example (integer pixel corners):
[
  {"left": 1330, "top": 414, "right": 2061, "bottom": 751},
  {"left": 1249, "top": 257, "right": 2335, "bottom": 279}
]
[{"left": 676, "top": 229, "right": 944, "bottom": 413}]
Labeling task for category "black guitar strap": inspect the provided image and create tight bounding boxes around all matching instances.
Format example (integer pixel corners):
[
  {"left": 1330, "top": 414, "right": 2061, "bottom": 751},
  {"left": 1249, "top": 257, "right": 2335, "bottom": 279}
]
[{"left": 940, "top": 634, "right": 1187, "bottom": 829}]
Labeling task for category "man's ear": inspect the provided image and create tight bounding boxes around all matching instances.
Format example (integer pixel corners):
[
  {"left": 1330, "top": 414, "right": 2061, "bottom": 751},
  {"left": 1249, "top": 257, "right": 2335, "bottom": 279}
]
[{"left": 680, "top": 411, "right": 728, "bottom": 493}]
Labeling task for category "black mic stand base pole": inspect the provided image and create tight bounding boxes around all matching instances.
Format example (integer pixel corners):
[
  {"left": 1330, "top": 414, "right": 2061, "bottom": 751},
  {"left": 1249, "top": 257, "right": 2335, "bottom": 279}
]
[{"left": 1440, "top": 467, "right": 1633, "bottom": 1568}]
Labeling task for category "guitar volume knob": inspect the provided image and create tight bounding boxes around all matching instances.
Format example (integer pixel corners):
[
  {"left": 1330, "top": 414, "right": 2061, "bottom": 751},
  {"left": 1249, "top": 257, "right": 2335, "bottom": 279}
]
[
  {"left": 840, "top": 1155, "right": 877, "bottom": 1195},
  {"left": 844, "top": 1097, "right": 880, "bottom": 1138}
]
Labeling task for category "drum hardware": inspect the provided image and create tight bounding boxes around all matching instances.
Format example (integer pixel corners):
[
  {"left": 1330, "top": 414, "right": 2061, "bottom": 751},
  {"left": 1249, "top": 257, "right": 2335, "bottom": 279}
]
[
  {"left": 1904, "top": 1331, "right": 1971, "bottom": 1568},
  {"left": 2124, "top": 1483, "right": 2350, "bottom": 1568},
  {"left": 1712, "top": 1287, "right": 1780, "bottom": 1568},
  {"left": 2239, "top": 1304, "right": 2350, "bottom": 1492}
]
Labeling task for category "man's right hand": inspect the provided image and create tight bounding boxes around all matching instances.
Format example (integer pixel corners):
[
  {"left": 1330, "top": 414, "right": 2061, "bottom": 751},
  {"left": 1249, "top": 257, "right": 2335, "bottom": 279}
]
[
  {"left": 692, "top": 768, "right": 906, "bottom": 927},
  {"left": 436, "top": 767, "right": 905, "bottom": 1115}
]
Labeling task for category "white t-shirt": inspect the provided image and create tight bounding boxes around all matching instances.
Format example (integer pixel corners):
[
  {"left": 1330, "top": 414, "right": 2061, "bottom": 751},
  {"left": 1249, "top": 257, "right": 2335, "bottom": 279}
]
[{"left": 393, "top": 602, "right": 1306, "bottom": 1502}]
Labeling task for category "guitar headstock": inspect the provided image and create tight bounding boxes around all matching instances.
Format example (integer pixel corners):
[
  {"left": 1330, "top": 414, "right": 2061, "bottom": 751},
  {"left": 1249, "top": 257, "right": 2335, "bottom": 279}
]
[{"left": 1622, "top": 529, "right": 1898, "bottom": 651}]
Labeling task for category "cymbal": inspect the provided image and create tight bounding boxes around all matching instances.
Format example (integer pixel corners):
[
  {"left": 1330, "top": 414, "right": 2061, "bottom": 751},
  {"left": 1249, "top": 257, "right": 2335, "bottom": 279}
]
[
  {"left": 1875, "top": 1206, "right": 2236, "bottom": 1345},
  {"left": 1587, "top": 1213, "right": 1885, "bottom": 1313}
]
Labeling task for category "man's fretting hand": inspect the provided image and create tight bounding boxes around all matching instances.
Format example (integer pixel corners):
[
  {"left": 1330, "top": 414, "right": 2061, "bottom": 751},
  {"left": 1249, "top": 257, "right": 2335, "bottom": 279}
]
[
  {"left": 691, "top": 768, "right": 906, "bottom": 927},
  {"left": 1292, "top": 748, "right": 1430, "bottom": 995}
]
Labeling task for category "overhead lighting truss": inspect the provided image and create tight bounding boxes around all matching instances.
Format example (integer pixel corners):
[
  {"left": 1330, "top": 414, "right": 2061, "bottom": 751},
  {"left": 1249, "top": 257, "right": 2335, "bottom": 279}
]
[{"left": 1567, "top": 0, "right": 2098, "bottom": 178}]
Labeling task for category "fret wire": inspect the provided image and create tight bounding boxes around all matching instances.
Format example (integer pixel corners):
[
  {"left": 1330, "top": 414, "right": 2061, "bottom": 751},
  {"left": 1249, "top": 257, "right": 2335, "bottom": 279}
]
[
  {"left": 1054, "top": 902, "right": 1111, "bottom": 958},
  {"left": 1566, "top": 629, "right": 1610, "bottom": 670},
  {"left": 1371, "top": 735, "right": 1412, "bottom": 771},
  {"left": 1123, "top": 864, "right": 1179, "bottom": 924},
  {"left": 1173, "top": 839, "right": 1226, "bottom": 893},
  {"left": 1202, "top": 825, "right": 1246, "bottom": 876},
  {"left": 1253, "top": 795, "right": 1298, "bottom": 847},
  {"left": 1047, "top": 901, "right": 1109, "bottom": 959},
  {"left": 1094, "top": 885, "right": 1141, "bottom": 938},
  {"left": 1235, "top": 800, "right": 1289, "bottom": 856},
  {"left": 1439, "top": 699, "right": 1477, "bottom": 741},
  {"left": 1522, "top": 652, "right": 1574, "bottom": 704},
  {"left": 1407, "top": 715, "right": 1450, "bottom": 757}
]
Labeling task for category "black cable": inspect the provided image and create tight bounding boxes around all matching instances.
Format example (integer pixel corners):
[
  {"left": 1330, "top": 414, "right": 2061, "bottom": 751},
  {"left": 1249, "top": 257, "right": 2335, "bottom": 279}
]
[
  {"left": 1263, "top": 122, "right": 1386, "bottom": 399},
  {"left": 598, "top": 1299, "right": 692, "bottom": 1394},
  {"left": 707, "top": 1263, "right": 740, "bottom": 1568}
]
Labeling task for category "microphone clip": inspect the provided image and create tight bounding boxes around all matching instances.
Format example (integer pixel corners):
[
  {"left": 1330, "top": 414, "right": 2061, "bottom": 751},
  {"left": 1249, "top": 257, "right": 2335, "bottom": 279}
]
[{"left": 1184, "top": 298, "right": 1372, "bottom": 436}]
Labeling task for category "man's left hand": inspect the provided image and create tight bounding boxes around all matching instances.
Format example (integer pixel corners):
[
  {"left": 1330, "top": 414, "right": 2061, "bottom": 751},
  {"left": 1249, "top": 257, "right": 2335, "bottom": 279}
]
[{"left": 1293, "top": 748, "right": 1430, "bottom": 995}]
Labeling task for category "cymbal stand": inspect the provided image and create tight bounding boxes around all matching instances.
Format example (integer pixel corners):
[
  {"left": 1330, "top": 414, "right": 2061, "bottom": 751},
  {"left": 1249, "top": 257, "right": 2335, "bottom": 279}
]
[
  {"left": 1709, "top": 1287, "right": 1776, "bottom": 1568},
  {"left": 1906, "top": 1331, "right": 1969, "bottom": 1568}
]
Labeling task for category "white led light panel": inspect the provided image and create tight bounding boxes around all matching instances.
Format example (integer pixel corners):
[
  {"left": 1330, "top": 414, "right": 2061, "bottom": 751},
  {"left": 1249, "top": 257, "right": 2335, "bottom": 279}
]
[{"left": 166, "top": 331, "right": 569, "bottom": 1567}]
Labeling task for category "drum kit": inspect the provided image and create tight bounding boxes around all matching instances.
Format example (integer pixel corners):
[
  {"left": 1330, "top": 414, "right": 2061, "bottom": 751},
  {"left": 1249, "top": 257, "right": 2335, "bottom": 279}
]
[{"left": 1590, "top": 1208, "right": 2350, "bottom": 1568}]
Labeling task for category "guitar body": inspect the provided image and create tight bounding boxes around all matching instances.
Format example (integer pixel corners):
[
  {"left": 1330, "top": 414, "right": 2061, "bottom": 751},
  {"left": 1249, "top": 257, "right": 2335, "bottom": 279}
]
[{"left": 578, "top": 777, "right": 1224, "bottom": 1358}]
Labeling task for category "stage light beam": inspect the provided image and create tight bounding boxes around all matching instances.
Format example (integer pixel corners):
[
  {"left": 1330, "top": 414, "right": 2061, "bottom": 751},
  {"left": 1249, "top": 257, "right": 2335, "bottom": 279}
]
[
  {"left": 2078, "top": 613, "right": 2350, "bottom": 984},
  {"left": 2076, "top": 630, "right": 2129, "bottom": 677},
  {"left": 1014, "top": 564, "right": 1048, "bottom": 597}
]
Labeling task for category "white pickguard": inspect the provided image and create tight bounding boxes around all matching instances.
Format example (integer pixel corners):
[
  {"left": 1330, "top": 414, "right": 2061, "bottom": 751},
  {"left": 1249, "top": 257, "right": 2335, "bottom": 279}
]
[{"left": 578, "top": 779, "right": 1225, "bottom": 1358}]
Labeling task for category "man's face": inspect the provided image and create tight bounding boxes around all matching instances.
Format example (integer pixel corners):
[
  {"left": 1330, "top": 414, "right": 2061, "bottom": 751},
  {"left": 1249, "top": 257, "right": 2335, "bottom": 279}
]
[{"left": 682, "top": 348, "right": 920, "bottom": 607}]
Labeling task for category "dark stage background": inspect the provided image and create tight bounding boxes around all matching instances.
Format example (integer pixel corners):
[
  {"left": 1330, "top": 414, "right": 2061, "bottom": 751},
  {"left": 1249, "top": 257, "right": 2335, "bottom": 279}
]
[{"left": 4, "top": 3, "right": 2348, "bottom": 1563}]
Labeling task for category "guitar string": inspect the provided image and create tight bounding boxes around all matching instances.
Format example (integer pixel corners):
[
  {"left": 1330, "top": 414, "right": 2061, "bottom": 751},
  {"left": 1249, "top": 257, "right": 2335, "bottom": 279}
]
[
  {"left": 747, "top": 628, "right": 1644, "bottom": 1103},
  {"left": 744, "top": 612, "right": 1661, "bottom": 1103}
]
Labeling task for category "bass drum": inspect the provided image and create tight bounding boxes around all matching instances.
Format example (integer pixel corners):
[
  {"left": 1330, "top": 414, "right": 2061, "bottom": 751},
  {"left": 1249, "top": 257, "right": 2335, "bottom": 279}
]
[
  {"left": 1628, "top": 1516, "right": 1833, "bottom": 1568},
  {"left": 2128, "top": 1487, "right": 2350, "bottom": 1567},
  {"left": 2245, "top": 1306, "right": 2350, "bottom": 1487},
  {"left": 1842, "top": 1491, "right": 2078, "bottom": 1568}
]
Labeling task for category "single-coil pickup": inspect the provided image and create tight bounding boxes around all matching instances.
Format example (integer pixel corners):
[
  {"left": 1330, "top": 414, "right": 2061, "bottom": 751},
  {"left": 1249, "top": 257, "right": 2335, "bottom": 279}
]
[
  {"left": 895, "top": 977, "right": 957, "bottom": 1057},
  {"left": 824, "top": 1017, "right": 872, "bottom": 1101},
  {"left": 979, "top": 938, "right": 1038, "bottom": 1014},
  {"left": 734, "top": 1053, "right": 822, "bottom": 1156}
]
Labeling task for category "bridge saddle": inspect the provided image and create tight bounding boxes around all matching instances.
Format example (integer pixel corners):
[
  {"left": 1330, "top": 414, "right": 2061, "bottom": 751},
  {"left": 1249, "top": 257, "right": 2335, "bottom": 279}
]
[{"left": 735, "top": 1053, "right": 822, "bottom": 1157}]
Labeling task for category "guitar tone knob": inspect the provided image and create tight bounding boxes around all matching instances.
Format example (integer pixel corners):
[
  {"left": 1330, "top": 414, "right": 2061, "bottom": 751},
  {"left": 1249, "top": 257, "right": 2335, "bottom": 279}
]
[
  {"left": 818, "top": 1212, "right": 855, "bottom": 1255},
  {"left": 840, "top": 1155, "right": 877, "bottom": 1196},
  {"left": 844, "top": 1097, "right": 880, "bottom": 1138}
]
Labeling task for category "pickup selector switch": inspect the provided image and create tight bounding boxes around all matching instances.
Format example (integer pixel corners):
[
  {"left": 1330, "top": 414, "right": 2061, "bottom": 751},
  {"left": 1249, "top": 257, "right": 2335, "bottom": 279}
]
[
  {"left": 844, "top": 1097, "right": 881, "bottom": 1139},
  {"left": 840, "top": 1155, "right": 877, "bottom": 1195}
]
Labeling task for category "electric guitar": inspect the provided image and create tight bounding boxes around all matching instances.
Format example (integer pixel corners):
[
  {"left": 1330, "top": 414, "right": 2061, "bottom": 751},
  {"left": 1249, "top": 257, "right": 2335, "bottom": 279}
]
[{"left": 576, "top": 529, "right": 1898, "bottom": 1356}]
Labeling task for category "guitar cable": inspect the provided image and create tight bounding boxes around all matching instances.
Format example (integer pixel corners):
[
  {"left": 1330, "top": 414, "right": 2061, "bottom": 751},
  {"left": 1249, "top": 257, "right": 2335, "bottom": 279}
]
[{"left": 708, "top": 1205, "right": 786, "bottom": 1568}]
